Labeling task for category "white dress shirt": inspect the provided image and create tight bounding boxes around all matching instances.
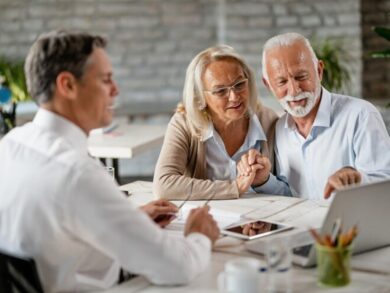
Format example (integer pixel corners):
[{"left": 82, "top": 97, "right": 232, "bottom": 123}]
[
  {"left": 0, "top": 109, "right": 211, "bottom": 292},
  {"left": 274, "top": 88, "right": 390, "bottom": 200}
]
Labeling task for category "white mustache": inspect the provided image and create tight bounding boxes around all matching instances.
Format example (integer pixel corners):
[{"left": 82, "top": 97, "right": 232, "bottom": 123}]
[
  {"left": 282, "top": 92, "right": 313, "bottom": 102},
  {"left": 279, "top": 90, "right": 318, "bottom": 118}
]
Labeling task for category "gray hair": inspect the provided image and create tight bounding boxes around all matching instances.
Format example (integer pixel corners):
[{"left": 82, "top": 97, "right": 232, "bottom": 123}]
[
  {"left": 262, "top": 32, "right": 318, "bottom": 82},
  {"left": 25, "top": 30, "right": 106, "bottom": 105},
  {"left": 181, "top": 45, "right": 260, "bottom": 137}
]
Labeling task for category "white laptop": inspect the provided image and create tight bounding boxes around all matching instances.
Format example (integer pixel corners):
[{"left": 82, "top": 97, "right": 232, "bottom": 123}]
[{"left": 245, "top": 179, "right": 390, "bottom": 267}]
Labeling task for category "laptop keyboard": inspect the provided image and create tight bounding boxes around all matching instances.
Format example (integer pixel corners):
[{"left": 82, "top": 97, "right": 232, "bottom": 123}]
[{"left": 292, "top": 244, "right": 313, "bottom": 257}]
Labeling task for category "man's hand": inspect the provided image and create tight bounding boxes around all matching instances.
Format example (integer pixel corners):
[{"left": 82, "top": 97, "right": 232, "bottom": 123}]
[
  {"left": 237, "top": 149, "right": 271, "bottom": 187},
  {"left": 323, "top": 167, "right": 362, "bottom": 199},
  {"left": 184, "top": 206, "right": 220, "bottom": 245},
  {"left": 140, "top": 199, "right": 178, "bottom": 228}
]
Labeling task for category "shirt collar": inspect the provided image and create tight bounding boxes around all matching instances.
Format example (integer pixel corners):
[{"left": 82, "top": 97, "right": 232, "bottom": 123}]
[
  {"left": 33, "top": 108, "right": 88, "bottom": 152},
  {"left": 248, "top": 113, "right": 267, "bottom": 145},
  {"left": 202, "top": 113, "right": 267, "bottom": 145},
  {"left": 284, "top": 87, "right": 331, "bottom": 129},
  {"left": 312, "top": 87, "right": 331, "bottom": 128}
]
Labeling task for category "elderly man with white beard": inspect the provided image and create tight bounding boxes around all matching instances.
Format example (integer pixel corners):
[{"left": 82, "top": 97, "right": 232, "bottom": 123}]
[{"left": 237, "top": 32, "right": 390, "bottom": 200}]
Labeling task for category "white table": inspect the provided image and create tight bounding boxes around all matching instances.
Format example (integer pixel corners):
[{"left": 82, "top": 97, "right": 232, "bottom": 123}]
[
  {"left": 104, "top": 181, "right": 390, "bottom": 292},
  {"left": 88, "top": 121, "right": 166, "bottom": 179}
]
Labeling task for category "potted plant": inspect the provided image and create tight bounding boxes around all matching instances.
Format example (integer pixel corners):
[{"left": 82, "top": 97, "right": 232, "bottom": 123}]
[
  {"left": 312, "top": 38, "right": 351, "bottom": 93},
  {"left": 0, "top": 56, "right": 30, "bottom": 135},
  {"left": 371, "top": 26, "right": 390, "bottom": 58}
]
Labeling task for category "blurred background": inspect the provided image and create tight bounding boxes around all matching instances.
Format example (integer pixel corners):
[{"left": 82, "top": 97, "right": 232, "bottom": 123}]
[{"left": 0, "top": 0, "right": 389, "bottom": 182}]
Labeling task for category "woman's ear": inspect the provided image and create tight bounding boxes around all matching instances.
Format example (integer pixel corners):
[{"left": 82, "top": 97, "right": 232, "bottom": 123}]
[{"left": 55, "top": 72, "right": 78, "bottom": 100}]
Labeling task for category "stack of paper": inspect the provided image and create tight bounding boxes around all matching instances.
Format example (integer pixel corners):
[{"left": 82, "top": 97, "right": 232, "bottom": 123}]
[{"left": 170, "top": 203, "right": 242, "bottom": 230}]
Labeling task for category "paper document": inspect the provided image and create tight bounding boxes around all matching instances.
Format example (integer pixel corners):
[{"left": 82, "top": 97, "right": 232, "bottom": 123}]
[
  {"left": 264, "top": 199, "right": 329, "bottom": 229},
  {"left": 170, "top": 203, "right": 243, "bottom": 230}
]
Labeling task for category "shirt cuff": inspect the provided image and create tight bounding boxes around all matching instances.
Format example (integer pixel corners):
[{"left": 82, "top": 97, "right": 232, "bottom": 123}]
[
  {"left": 253, "top": 174, "right": 292, "bottom": 196},
  {"left": 252, "top": 174, "right": 284, "bottom": 195},
  {"left": 186, "top": 232, "right": 212, "bottom": 250},
  {"left": 359, "top": 172, "right": 369, "bottom": 184}
]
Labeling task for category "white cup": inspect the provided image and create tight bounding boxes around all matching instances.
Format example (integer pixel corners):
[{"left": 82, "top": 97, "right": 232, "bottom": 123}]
[
  {"left": 265, "top": 237, "right": 292, "bottom": 293},
  {"left": 218, "top": 257, "right": 262, "bottom": 293}
]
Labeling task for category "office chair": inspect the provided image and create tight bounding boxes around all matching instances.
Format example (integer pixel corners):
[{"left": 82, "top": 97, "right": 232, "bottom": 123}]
[{"left": 0, "top": 251, "right": 44, "bottom": 293}]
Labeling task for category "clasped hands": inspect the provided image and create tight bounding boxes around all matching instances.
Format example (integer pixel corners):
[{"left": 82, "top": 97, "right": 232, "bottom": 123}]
[
  {"left": 236, "top": 149, "right": 271, "bottom": 195},
  {"left": 236, "top": 149, "right": 362, "bottom": 199}
]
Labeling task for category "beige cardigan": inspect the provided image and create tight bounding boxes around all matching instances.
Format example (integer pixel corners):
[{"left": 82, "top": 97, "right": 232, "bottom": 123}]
[{"left": 153, "top": 106, "right": 279, "bottom": 200}]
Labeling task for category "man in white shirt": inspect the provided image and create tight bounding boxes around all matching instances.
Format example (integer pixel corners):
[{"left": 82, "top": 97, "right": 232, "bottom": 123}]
[
  {"left": 0, "top": 30, "right": 219, "bottom": 292},
  {"left": 238, "top": 32, "right": 390, "bottom": 200}
]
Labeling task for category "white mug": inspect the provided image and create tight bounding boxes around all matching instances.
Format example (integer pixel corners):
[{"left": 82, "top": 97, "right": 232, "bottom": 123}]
[{"left": 218, "top": 257, "right": 262, "bottom": 293}]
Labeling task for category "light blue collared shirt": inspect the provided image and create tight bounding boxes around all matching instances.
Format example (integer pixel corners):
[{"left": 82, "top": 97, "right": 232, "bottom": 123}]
[
  {"left": 204, "top": 114, "right": 266, "bottom": 183},
  {"left": 274, "top": 88, "right": 390, "bottom": 200}
]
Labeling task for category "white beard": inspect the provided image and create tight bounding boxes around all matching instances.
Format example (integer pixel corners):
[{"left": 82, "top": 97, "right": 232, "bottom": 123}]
[{"left": 279, "top": 87, "right": 320, "bottom": 118}]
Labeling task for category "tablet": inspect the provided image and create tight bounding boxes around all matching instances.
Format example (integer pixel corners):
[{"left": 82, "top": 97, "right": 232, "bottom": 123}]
[{"left": 221, "top": 219, "right": 293, "bottom": 240}]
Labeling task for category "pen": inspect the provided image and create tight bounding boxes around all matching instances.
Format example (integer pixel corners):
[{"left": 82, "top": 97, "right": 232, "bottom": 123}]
[
  {"left": 176, "top": 182, "right": 193, "bottom": 211},
  {"left": 309, "top": 228, "right": 324, "bottom": 245},
  {"left": 331, "top": 218, "right": 342, "bottom": 246},
  {"left": 177, "top": 195, "right": 190, "bottom": 210},
  {"left": 203, "top": 195, "right": 215, "bottom": 206},
  {"left": 203, "top": 184, "right": 217, "bottom": 206}
]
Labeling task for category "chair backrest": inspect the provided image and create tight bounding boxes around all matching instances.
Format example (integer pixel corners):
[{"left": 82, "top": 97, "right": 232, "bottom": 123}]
[{"left": 0, "top": 251, "right": 44, "bottom": 293}]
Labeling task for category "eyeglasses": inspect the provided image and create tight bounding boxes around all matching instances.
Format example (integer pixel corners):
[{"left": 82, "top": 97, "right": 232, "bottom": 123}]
[{"left": 204, "top": 78, "right": 248, "bottom": 99}]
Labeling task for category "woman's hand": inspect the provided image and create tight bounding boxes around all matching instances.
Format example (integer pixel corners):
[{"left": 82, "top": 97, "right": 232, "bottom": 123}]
[
  {"left": 236, "top": 173, "right": 255, "bottom": 195},
  {"left": 237, "top": 149, "right": 271, "bottom": 187},
  {"left": 235, "top": 163, "right": 263, "bottom": 195}
]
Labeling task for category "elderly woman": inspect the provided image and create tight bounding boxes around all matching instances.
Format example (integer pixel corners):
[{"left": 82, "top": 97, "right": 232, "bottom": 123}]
[{"left": 153, "top": 45, "right": 278, "bottom": 200}]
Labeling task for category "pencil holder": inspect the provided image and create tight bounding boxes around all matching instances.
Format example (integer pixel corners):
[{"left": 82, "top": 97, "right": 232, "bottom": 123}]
[{"left": 316, "top": 244, "right": 352, "bottom": 287}]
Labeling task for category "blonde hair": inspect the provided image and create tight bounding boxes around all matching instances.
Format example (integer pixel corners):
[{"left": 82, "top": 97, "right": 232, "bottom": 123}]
[{"left": 180, "top": 45, "right": 261, "bottom": 137}]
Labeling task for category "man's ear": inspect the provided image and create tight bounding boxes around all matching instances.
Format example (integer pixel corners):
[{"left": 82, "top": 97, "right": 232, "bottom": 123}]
[
  {"left": 262, "top": 77, "right": 271, "bottom": 91},
  {"left": 55, "top": 72, "right": 78, "bottom": 100},
  {"left": 317, "top": 60, "right": 324, "bottom": 82}
]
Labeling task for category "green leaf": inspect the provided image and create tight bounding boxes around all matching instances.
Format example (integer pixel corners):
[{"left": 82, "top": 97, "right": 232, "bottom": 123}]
[
  {"left": 0, "top": 56, "right": 30, "bottom": 103},
  {"left": 312, "top": 38, "right": 351, "bottom": 92},
  {"left": 371, "top": 49, "right": 390, "bottom": 58},
  {"left": 373, "top": 27, "right": 390, "bottom": 41}
]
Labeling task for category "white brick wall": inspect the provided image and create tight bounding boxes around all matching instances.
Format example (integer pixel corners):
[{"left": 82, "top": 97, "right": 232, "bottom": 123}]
[{"left": 2, "top": 0, "right": 386, "bottom": 177}]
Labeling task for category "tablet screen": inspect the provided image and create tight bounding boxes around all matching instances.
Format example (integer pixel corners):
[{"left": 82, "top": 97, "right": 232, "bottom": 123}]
[{"left": 222, "top": 220, "right": 292, "bottom": 240}]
